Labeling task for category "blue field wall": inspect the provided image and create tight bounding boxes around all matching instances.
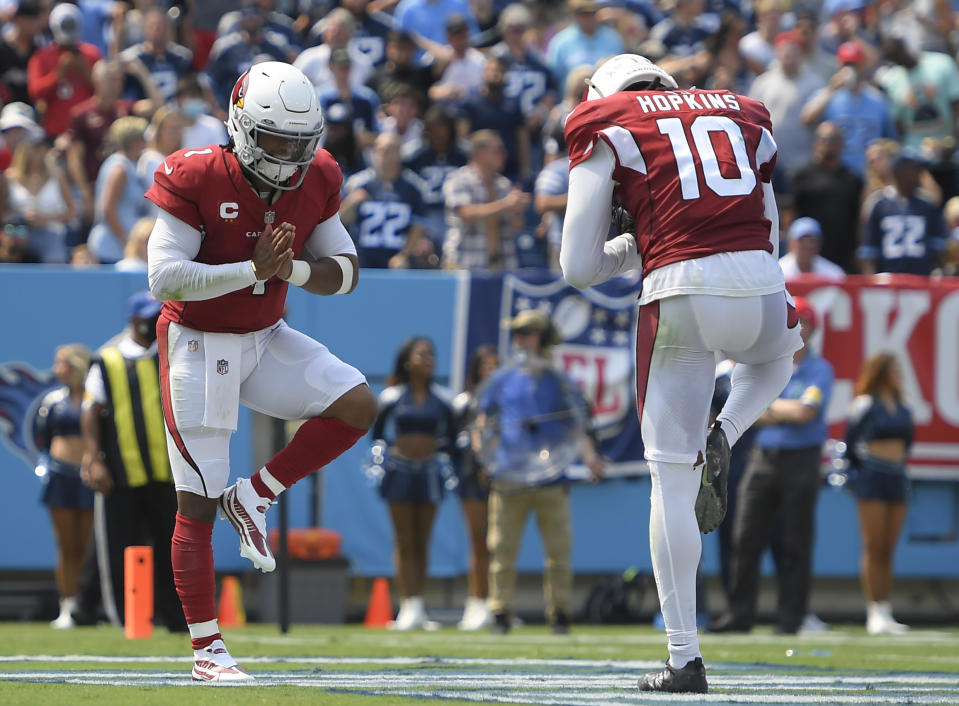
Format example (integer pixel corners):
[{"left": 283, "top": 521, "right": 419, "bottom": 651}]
[{"left": 1, "top": 266, "right": 957, "bottom": 579}]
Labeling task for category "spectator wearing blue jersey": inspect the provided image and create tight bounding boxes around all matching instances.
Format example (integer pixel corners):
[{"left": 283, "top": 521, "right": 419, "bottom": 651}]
[
  {"left": 844, "top": 352, "right": 914, "bottom": 635},
  {"left": 119, "top": 8, "right": 194, "bottom": 102},
  {"left": 218, "top": 0, "right": 302, "bottom": 55},
  {"left": 332, "top": 0, "right": 393, "bottom": 68},
  {"left": 648, "top": 0, "right": 713, "bottom": 60},
  {"left": 800, "top": 41, "right": 897, "bottom": 176},
  {"left": 493, "top": 5, "right": 557, "bottom": 156},
  {"left": 341, "top": 132, "right": 432, "bottom": 269},
  {"left": 458, "top": 55, "right": 529, "bottom": 183},
  {"left": 708, "top": 298, "right": 834, "bottom": 635},
  {"left": 394, "top": 0, "right": 478, "bottom": 46},
  {"left": 545, "top": 0, "right": 625, "bottom": 90},
  {"left": 318, "top": 48, "right": 381, "bottom": 152},
  {"left": 204, "top": 11, "right": 289, "bottom": 111},
  {"left": 859, "top": 150, "right": 947, "bottom": 275},
  {"left": 404, "top": 105, "right": 468, "bottom": 247}
]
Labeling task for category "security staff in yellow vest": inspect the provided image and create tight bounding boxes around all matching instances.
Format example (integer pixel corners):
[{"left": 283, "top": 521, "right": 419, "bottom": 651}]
[{"left": 77, "top": 290, "right": 185, "bottom": 631}]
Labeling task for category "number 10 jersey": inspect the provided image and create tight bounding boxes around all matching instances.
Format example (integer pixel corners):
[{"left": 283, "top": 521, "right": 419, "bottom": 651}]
[{"left": 565, "top": 89, "right": 786, "bottom": 303}]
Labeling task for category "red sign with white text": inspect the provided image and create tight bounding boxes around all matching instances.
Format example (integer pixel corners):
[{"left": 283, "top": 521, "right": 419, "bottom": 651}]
[{"left": 788, "top": 275, "right": 959, "bottom": 479}]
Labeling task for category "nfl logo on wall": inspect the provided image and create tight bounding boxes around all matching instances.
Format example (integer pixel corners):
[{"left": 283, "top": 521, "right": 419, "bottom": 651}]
[
  {"left": 500, "top": 274, "right": 638, "bottom": 442},
  {"left": 216, "top": 359, "right": 229, "bottom": 376}
]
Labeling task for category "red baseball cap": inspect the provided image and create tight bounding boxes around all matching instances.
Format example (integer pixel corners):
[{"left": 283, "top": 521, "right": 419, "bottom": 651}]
[
  {"left": 793, "top": 296, "right": 817, "bottom": 329},
  {"left": 774, "top": 30, "right": 802, "bottom": 47},
  {"left": 836, "top": 40, "right": 865, "bottom": 64}
]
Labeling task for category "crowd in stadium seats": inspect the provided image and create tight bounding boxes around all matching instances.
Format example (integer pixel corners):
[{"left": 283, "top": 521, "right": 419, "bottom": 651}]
[{"left": 0, "top": 0, "right": 957, "bottom": 275}]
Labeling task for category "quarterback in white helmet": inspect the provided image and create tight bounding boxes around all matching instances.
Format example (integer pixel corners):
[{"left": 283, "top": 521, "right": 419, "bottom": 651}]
[
  {"left": 561, "top": 54, "right": 801, "bottom": 693},
  {"left": 145, "top": 62, "right": 377, "bottom": 683}
]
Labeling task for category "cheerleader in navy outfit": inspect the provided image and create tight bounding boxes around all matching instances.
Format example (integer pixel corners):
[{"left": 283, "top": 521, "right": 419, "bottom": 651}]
[
  {"left": 844, "top": 352, "right": 914, "bottom": 635},
  {"left": 35, "top": 343, "right": 94, "bottom": 629},
  {"left": 452, "top": 344, "right": 499, "bottom": 630},
  {"left": 371, "top": 337, "right": 457, "bottom": 630}
]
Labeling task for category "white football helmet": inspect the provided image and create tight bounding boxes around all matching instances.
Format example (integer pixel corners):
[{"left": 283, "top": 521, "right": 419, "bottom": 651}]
[
  {"left": 227, "top": 62, "right": 325, "bottom": 190},
  {"left": 585, "top": 54, "right": 678, "bottom": 100}
]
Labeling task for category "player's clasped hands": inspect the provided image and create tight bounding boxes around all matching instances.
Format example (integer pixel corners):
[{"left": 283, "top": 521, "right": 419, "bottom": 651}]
[{"left": 252, "top": 221, "right": 295, "bottom": 281}]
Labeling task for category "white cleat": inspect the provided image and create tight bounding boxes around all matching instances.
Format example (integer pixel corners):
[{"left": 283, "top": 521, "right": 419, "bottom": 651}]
[
  {"left": 866, "top": 601, "right": 910, "bottom": 635},
  {"left": 219, "top": 477, "right": 275, "bottom": 573},
  {"left": 191, "top": 639, "right": 254, "bottom": 684},
  {"left": 389, "top": 596, "right": 430, "bottom": 631},
  {"left": 458, "top": 596, "right": 492, "bottom": 631}
]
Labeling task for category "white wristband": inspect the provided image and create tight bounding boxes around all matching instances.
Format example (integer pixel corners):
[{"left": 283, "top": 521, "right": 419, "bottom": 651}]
[
  {"left": 281, "top": 260, "right": 311, "bottom": 287},
  {"left": 331, "top": 255, "right": 354, "bottom": 295}
]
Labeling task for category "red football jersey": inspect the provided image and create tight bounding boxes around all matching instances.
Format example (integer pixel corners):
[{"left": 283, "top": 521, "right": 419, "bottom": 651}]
[
  {"left": 565, "top": 89, "right": 777, "bottom": 276},
  {"left": 145, "top": 145, "right": 343, "bottom": 334}
]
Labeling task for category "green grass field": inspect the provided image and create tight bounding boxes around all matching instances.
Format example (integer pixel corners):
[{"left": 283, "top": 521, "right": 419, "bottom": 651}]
[{"left": 2, "top": 622, "right": 958, "bottom": 704}]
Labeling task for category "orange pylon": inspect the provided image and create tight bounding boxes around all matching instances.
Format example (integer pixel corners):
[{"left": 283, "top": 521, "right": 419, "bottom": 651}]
[
  {"left": 124, "top": 546, "right": 153, "bottom": 639},
  {"left": 218, "top": 575, "right": 246, "bottom": 627},
  {"left": 363, "top": 578, "right": 393, "bottom": 628}
]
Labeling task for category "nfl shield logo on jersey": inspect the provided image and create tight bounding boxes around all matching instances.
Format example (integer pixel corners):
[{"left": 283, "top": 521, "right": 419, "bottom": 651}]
[
  {"left": 216, "top": 359, "right": 229, "bottom": 376},
  {"left": 188, "top": 340, "right": 199, "bottom": 352}
]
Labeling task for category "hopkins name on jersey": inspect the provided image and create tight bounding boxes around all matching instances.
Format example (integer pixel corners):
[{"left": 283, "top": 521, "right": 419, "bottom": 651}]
[
  {"left": 145, "top": 145, "right": 343, "bottom": 334},
  {"left": 565, "top": 89, "right": 778, "bottom": 276}
]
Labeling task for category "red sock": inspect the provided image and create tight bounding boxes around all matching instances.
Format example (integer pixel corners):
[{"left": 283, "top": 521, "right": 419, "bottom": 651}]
[
  {"left": 171, "top": 512, "right": 219, "bottom": 650},
  {"left": 251, "top": 417, "right": 366, "bottom": 499}
]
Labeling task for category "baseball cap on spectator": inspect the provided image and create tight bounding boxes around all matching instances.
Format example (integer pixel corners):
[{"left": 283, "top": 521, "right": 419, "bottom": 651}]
[
  {"left": 0, "top": 102, "right": 38, "bottom": 131},
  {"left": 774, "top": 30, "right": 802, "bottom": 48},
  {"left": 568, "top": 0, "right": 602, "bottom": 13},
  {"left": 127, "top": 290, "right": 163, "bottom": 320},
  {"left": 330, "top": 48, "right": 351, "bottom": 66},
  {"left": 49, "top": 2, "right": 82, "bottom": 46},
  {"left": 14, "top": 0, "right": 42, "bottom": 18},
  {"left": 445, "top": 13, "right": 469, "bottom": 34},
  {"left": 836, "top": 41, "right": 865, "bottom": 65},
  {"left": 892, "top": 146, "right": 927, "bottom": 170},
  {"left": 792, "top": 296, "right": 817, "bottom": 329},
  {"left": 788, "top": 217, "right": 822, "bottom": 241},
  {"left": 507, "top": 309, "right": 561, "bottom": 345}
]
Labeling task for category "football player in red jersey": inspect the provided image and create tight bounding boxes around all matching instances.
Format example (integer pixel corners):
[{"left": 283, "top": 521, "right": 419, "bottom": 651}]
[
  {"left": 561, "top": 55, "right": 804, "bottom": 693},
  {"left": 145, "top": 62, "right": 377, "bottom": 683}
]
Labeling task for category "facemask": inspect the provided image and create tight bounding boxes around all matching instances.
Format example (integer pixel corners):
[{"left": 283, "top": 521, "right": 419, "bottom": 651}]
[
  {"left": 135, "top": 317, "right": 159, "bottom": 344},
  {"left": 182, "top": 98, "right": 208, "bottom": 118}
]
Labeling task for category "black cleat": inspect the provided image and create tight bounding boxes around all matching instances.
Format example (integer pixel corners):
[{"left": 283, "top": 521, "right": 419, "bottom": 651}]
[
  {"left": 490, "top": 612, "right": 510, "bottom": 635},
  {"left": 550, "top": 611, "right": 570, "bottom": 635},
  {"left": 638, "top": 657, "right": 708, "bottom": 694},
  {"left": 695, "top": 421, "right": 731, "bottom": 534}
]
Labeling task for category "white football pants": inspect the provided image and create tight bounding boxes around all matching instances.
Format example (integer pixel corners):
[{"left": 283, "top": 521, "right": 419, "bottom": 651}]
[{"left": 636, "top": 291, "right": 801, "bottom": 666}]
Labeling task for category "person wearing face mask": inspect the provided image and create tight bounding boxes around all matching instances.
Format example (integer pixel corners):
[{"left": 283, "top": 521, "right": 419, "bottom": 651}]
[
  {"left": 175, "top": 74, "right": 228, "bottom": 149},
  {"left": 74, "top": 290, "right": 185, "bottom": 632}
]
